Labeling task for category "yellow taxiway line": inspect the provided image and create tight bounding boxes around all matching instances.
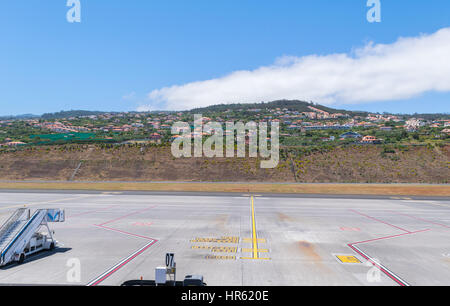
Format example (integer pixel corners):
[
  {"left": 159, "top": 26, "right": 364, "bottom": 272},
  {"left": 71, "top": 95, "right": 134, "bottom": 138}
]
[{"left": 251, "top": 196, "right": 258, "bottom": 259}]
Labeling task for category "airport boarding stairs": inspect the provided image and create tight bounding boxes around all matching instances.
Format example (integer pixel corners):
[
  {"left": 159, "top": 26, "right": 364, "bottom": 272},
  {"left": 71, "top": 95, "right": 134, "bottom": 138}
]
[
  {"left": 0, "top": 208, "right": 65, "bottom": 266},
  {"left": 0, "top": 208, "right": 28, "bottom": 253}
]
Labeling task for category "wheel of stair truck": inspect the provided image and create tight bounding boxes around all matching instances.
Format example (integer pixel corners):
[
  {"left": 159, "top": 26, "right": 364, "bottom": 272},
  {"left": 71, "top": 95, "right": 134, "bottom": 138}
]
[
  {"left": 18, "top": 253, "right": 25, "bottom": 264},
  {"left": 49, "top": 242, "right": 55, "bottom": 250}
]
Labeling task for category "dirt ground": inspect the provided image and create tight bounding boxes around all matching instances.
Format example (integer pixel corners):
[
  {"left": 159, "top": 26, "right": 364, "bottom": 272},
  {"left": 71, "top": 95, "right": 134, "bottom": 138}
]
[
  {"left": 0, "top": 144, "right": 448, "bottom": 184},
  {"left": 0, "top": 182, "right": 448, "bottom": 196}
]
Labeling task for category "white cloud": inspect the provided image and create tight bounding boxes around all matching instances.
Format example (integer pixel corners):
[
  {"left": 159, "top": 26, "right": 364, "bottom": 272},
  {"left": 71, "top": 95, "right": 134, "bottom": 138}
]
[
  {"left": 136, "top": 104, "right": 154, "bottom": 112},
  {"left": 145, "top": 27, "right": 450, "bottom": 110}
]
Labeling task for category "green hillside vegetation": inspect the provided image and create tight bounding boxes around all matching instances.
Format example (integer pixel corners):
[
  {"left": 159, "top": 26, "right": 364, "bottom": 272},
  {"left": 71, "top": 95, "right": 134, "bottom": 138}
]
[
  {"left": 41, "top": 110, "right": 114, "bottom": 120},
  {"left": 190, "top": 100, "right": 367, "bottom": 115}
]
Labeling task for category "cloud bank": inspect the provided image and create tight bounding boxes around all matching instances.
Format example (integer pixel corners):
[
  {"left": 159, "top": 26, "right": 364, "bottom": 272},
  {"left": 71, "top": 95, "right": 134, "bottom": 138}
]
[{"left": 145, "top": 27, "right": 450, "bottom": 110}]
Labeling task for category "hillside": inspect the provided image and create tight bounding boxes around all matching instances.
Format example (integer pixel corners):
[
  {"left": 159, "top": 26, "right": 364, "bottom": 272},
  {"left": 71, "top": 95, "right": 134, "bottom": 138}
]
[
  {"left": 0, "top": 144, "right": 448, "bottom": 183},
  {"left": 189, "top": 99, "right": 449, "bottom": 119},
  {"left": 40, "top": 110, "right": 115, "bottom": 120},
  {"left": 2, "top": 101, "right": 449, "bottom": 120},
  {"left": 190, "top": 100, "right": 368, "bottom": 116}
]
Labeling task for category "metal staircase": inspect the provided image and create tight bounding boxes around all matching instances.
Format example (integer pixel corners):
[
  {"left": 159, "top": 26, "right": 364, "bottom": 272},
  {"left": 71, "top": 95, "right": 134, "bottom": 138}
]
[
  {"left": 0, "top": 208, "right": 28, "bottom": 253},
  {"left": 0, "top": 208, "right": 64, "bottom": 266}
]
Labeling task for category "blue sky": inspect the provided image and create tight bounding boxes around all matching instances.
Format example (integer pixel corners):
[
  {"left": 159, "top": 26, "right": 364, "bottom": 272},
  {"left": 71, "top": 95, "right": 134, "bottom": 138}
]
[{"left": 1, "top": 0, "right": 449, "bottom": 116}]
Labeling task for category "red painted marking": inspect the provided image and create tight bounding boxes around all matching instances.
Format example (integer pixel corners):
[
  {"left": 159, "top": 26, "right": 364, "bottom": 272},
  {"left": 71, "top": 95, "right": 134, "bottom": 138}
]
[
  {"left": 347, "top": 209, "right": 431, "bottom": 286},
  {"left": 94, "top": 224, "right": 155, "bottom": 240},
  {"left": 89, "top": 240, "right": 158, "bottom": 286},
  {"left": 89, "top": 205, "right": 158, "bottom": 286},
  {"left": 340, "top": 227, "right": 361, "bottom": 232},
  {"left": 348, "top": 244, "right": 407, "bottom": 287},
  {"left": 393, "top": 211, "right": 450, "bottom": 229},
  {"left": 133, "top": 222, "right": 153, "bottom": 227},
  {"left": 98, "top": 205, "right": 156, "bottom": 226},
  {"left": 350, "top": 229, "right": 430, "bottom": 245},
  {"left": 349, "top": 209, "right": 411, "bottom": 233},
  {"left": 67, "top": 204, "right": 116, "bottom": 219}
]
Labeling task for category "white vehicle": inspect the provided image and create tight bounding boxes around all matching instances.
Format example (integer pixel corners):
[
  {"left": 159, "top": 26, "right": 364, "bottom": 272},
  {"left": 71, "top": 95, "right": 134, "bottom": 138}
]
[{"left": 0, "top": 208, "right": 65, "bottom": 266}]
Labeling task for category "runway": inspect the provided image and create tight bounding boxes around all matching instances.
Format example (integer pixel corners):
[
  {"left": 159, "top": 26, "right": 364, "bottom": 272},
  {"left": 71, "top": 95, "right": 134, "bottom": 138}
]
[{"left": 0, "top": 190, "right": 449, "bottom": 286}]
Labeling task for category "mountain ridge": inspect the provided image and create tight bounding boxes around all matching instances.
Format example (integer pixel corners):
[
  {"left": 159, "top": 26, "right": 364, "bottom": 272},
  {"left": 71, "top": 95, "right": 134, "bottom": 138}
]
[{"left": 1, "top": 100, "right": 449, "bottom": 120}]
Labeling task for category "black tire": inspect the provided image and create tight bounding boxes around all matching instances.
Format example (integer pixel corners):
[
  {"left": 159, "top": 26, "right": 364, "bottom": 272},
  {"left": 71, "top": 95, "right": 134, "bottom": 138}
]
[
  {"left": 49, "top": 242, "right": 55, "bottom": 250},
  {"left": 18, "top": 254, "right": 25, "bottom": 264}
]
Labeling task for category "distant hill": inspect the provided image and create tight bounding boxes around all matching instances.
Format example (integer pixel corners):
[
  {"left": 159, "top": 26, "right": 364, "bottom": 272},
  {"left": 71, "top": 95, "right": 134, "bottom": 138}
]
[
  {"left": 1, "top": 101, "right": 449, "bottom": 121},
  {"left": 41, "top": 110, "right": 113, "bottom": 120},
  {"left": 0, "top": 114, "right": 40, "bottom": 120},
  {"left": 190, "top": 100, "right": 369, "bottom": 116},
  {"left": 190, "top": 100, "right": 450, "bottom": 119},
  {"left": 406, "top": 113, "right": 450, "bottom": 120}
]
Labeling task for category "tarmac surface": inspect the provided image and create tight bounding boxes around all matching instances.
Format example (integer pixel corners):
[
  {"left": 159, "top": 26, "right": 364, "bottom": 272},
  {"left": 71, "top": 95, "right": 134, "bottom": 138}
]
[{"left": 0, "top": 190, "right": 449, "bottom": 286}]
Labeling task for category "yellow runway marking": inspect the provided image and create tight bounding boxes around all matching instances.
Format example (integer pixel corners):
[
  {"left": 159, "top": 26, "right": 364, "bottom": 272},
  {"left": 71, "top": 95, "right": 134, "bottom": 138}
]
[
  {"left": 241, "top": 248, "right": 269, "bottom": 253},
  {"left": 336, "top": 255, "right": 361, "bottom": 264},
  {"left": 211, "top": 247, "right": 237, "bottom": 253},
  {"left": 240, "top": 196, "right": 271, "bottom": 260},
  {"left": 192, "top": 246, "right": 237, "bottom": 253},
  {"left": 192, "top": 246, "right": 213, "bottom": 250},
  {"left": 241, "top": 257, "right": 271, "bottom": 260},
  {"left": 242, "top": 238, "right": 266, "bottom": 243},
  {"left": 191, "top": 237, "right": 239, "bottom": 243},
  {"left": 205, "top": 255, "right": 236, "bottom": 260},
  {"left": 191, "top": 197, "right": 271, "bottom": 261},
  {"left": 251, "top": 196, "right": 258, "bottom": 259}
]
